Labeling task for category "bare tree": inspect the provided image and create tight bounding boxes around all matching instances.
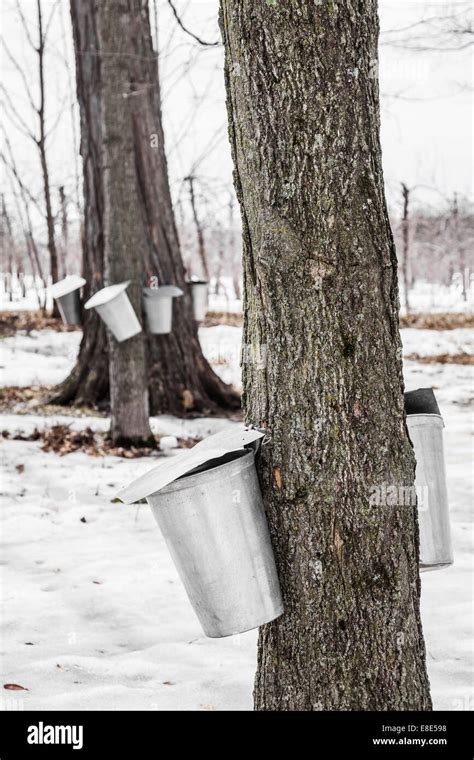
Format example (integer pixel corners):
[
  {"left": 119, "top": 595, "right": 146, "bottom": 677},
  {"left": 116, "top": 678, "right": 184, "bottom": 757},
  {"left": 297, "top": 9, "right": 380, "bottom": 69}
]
[
  {"left": 1, "top": 195, "right": 14, "bottom": 301},
  {"left": 186, "top": 175, "right": 210, "bottom": 281},
  {"left": 1, "top": 138, "right": 47, "bottom": 309},
  {"left": 36, "top": 0, "right": 59, "bottom": 299},
  {"left": 450, "top": 193, "right": 468, "bottom": 301},
  {"left": 228, "top": 193, "right": 241, "bottom": 301},
  {"left": 1, "top": 0, "right": 61, "bottom": 313},
  {"left": 401, "top": 183, "right": 411, "bottom": 314},
  {"left": 58, "top": 186, "right": 68, "bottom": 274}
]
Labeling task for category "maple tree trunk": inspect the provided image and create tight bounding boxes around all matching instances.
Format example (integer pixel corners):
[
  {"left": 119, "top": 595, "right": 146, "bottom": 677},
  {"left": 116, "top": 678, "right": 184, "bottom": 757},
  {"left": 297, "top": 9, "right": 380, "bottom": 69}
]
[
  {"left": 97, "top": 0, "right": 152, "bottom": 445},
  {"left": 51, "top": 0, "right": 239, "bottom": 417},
  {"left": 220, "top": 0, "right": 431, "bottom": 710},
  {"left": 50, "top": 0, "right": 109, "bottom": 409}
]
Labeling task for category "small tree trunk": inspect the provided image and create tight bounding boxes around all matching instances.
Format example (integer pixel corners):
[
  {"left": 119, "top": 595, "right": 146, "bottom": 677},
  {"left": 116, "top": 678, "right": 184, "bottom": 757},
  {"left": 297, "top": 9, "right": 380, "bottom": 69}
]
[
  {"left": 1, "top": 195, "right": 13, "bottom": 301},
  {"left": 28, "top": 233, "right": 46, "bottom": 310},
  {"left": 228, "top": 194, "right": 241, "bottom": 301},
  {"left": 220, "top": 0, "right": 431, "bottom": 710},
  {"left": 58, "top": 186, "right": 68, "bottom": 277},
  {"left": 186, "top": 175, "right": 210, "bottom": 281},
  {"left": 401, "top": 184, "right": 410, "bottom": 314},
  {"left": 36, "top": 0, "right": 60, "bottom": 317},
  {"left": 451, "top": 194, "right": 467, "bottom": 302}
]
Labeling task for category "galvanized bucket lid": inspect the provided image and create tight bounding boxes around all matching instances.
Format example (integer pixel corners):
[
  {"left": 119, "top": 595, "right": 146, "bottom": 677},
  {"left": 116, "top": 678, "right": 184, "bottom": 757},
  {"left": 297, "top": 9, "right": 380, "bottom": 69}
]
[
  {"left": 51, "top": 275, "right": 86, "bottom": 299},
  {"left": 405, "top": 388, "right": 441, "bottom": 416},
  {"left": 143, "top": 286, "right": 183, "bottom": 298},
  {"left": 84, "top": 281, "right": 131, "bottom": 310},
  {"left": 117, "top": 426, "right": 265, "bottom": 504}
]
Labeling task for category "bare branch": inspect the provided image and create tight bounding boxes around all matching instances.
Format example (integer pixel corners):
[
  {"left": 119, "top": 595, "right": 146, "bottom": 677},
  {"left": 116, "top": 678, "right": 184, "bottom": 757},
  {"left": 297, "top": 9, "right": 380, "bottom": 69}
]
[
  {"left": 381, "top": 4, "right": 473, "bottom": 52},
  {"left": 44, "top": 93, "right": 69, "bottom": 140},
  {"left": 0, "top": 131, "right": 43, "bottom": 214},
  {"left": 43, "top": 0, "right": 60, "bottom": 43},
  {"left": 0, "top": 87, "right": 38, "bottom": 141},
  {"left": 166, "top": 0, "right": 220, "bottom": 47},
  {"left": 382, "top": 7, "right": 470, "bottom": 36},
  {"left": 13, "top": 0, "right": 36, "bottom": 50}
]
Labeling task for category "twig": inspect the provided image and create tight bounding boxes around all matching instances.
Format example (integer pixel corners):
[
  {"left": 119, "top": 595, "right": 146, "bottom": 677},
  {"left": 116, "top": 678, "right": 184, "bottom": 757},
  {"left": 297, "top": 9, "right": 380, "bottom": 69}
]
[{"left": 166, "top": 0, "right": 220, "bottom": 47}]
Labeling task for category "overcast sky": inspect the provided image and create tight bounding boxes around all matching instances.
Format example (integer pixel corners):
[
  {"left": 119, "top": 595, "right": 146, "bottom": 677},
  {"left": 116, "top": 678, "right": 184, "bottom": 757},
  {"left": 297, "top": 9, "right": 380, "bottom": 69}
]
[{"left": 1, "top": 0, "right": 472, "bottom": 241}]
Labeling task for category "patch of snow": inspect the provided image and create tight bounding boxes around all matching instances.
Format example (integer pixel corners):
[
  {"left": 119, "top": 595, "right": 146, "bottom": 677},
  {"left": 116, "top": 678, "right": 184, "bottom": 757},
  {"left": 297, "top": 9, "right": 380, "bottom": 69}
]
[
  {"left": 197, "top": 325, "right": 241, "bottom": 388},
  {"left": 3, "top": 324, "right": 473, "bottom": 399},
  {"left": 0, "top": 441, "right": 254, "bottom": 711},
  {"left": 207, "top": 277, "right": 242, "bottom": 314},
  {"left": 401, "top": 328, "right": 473, "bottom": 358},
  {"left": 0, "top": 330, "right": 81, "bottom": 387},
  {"left": 400, "top": 280, "right": 473, "bottom": 314},
  {"left": 0, "top": 319, "right": 472, "bottom": 710}
]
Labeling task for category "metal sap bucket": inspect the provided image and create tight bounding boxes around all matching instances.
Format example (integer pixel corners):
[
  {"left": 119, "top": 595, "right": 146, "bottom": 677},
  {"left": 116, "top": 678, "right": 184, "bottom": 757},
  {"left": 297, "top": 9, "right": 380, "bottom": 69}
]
[
  {"left": 405, "top": 389, "right": 453, "bottom": 571},
  {"left": 117, "top": 427, "right": 284, "bottom": 638},
  {"left": 84, "top": 281, "right": 142, "bottom": 342},
  {"left": 143, "top": 285, "right": 183, "bottom": 334},
  {"left": 187, "top": 280, "right": 208, "bottom": 322},
  {"left": 50, "top": 275, "right": 86, "bottom": 326}
]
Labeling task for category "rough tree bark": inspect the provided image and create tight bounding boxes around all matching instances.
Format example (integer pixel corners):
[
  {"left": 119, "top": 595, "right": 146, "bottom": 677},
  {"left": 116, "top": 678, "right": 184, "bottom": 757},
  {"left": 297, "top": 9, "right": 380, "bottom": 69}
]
[
  {"left": 126, "top": 5, "right": 238, "bottom": 414},
  {"left": 220, "top": 0, "right": 431, "bottom": 710},
  {"left": 97, "top": 0, "right": 152, "bottom": 445},
  {"left": 51, "top": 0, "right": 239, "bottom": 417},
  {"left": 51, "top": 0, "right": 109, "bottom": 408}
]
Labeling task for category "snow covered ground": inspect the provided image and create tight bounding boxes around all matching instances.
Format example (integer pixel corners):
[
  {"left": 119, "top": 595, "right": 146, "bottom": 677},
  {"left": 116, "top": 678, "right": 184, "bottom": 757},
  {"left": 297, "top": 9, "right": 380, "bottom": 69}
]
[{"left": 1, "top": 322, "right": 472, "bottom": 711}]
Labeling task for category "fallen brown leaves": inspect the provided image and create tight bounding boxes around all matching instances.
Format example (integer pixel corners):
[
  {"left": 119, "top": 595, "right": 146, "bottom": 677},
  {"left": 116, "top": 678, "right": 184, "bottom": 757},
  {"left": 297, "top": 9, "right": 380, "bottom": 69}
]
[
  {"left": 0, "top": 385, "right": 50, "bottom": 413},
  {"left": 2, "top": 424, "right": 201, "bottom": 458},
  {"left": 41, "top": 425, "right": 144, "bottom": 457},
  {"left": 3, "top": 683, "right": 28, "bottom": 691},
  {"left": 203, "top": 310, "right": 243, "bottom": 327},
  {"left": 399, "top": 312, "right": 474, "bottom": 330},
  {"left": 0, "top": 385, "right": 103, "bottom": 418},
  {"left": 0, "top": 310, "right": 80, "bottom": 337},
  {"left": 405, "top": 352, "right": 474, "bottom": 366}
]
